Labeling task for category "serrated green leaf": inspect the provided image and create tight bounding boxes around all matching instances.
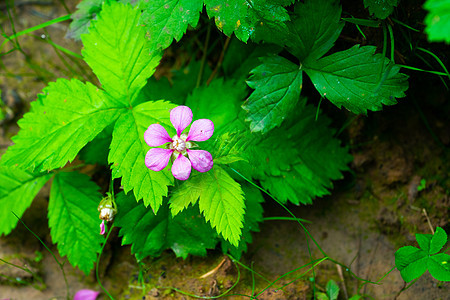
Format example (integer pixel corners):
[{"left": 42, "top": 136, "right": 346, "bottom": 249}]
[
  {"left": 48, "top": 172, "right": 103, "bottom": 275},
  {"left": 428, "top": 253, "right": 450, "bottom": 281},
  {"left": 140, "top": 0, "right": 203, "bottom": 50},
  {"left": 115, "top": 192, "right": 217, "bottom": 259},
  {"left": 286, "top": 0, "right": 344, "bottom": 63},
  {"left": 0, "top": 79, "right": 121, "bottom": 171},
  {"left": 395, "top": 246, "right": 429, "bottom": 282},
  {"left": 204, "top": 0, "right": 289, "bottom": 42},
  {"left": 363, "top": 0, "right": 398, "bottom": 19},
  {"left": 212, "top": 132, "right": 250, "bottom": 165},
  {"left": 170, "top": 166, "right": 245, "bottom": 246},
  {"left": 304, "top": 45, "right": 409, "bottom": 114},
  {"left": 66, "top": 0, "right": 103, "bottom": 40},
  {"left": 82, "top": 2, "right": 162, "bottom": 107},
  {"left": 430, "top": 227, "right": 448, "bottom": 254},
  {"left": 185, "top": 78, "right": 247, "bottom": 134},
  {"left": 221, "top": 184, "right": 264, "bottom": 259},
  {"left": 425, "top": 0, "right": 450, "bottom": 43},
  {"left": 109, "top": 101, "right": 175, "bottom": 212},
  {"left": 243, "top": 56, "right": 302, "bottom": 134},
  {"left": 0, "top": 166, "right": 52, "bottom": 236},
  {"left": 326, "top": 279, "right": 340, "bottom": 300}
]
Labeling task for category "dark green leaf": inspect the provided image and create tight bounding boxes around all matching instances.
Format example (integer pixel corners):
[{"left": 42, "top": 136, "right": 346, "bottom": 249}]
[
  {"left": 428, "top": 253, "right": 450, "bottom": 281},
  {"left": 0, "top": 79, "right": 121, "bottom": 171},
  {"left": 364, "top": 0, "right": 399, "bottom": 19},
  {"left": 0, "top": 166, "right": 52, "bottom": 236},
  {"left": 243, "top": 55, "right": 303, "bottom": 134},
  {"left": 108, "top": 101, "right": 175, "bottom": 212},
  {"left": 79, "top": 123, "right": 114, "bottom": 165},
  {"left": 395, "top": 246, "right": 429, "bottom": 282},
  {"left": 66, "top": 0, "right": 103, "bottom": 40},
  {"left": 304, "top": 45, "right": 409, "bottom": 114},
  {"left": 82, "top": 2, "right": 162, "bottom": 107},
  {"left": 48, "top": 172, "right": 104, "bottom": 274}
]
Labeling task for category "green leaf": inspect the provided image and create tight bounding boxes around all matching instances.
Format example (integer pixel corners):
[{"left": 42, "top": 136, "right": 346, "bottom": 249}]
[
  {"left": 82, "top": 2, "right": 162, "bottom": 107},
  {"left": 204, "top": 0, "right": 289, "bottom": 42},
  {"left": 326, "top": 279, "right": 340, "bottom": 300},
  {"left": 108, "top": 101, "right": 175, "bottom": 212},
  {"left": 243, "top": 55, "right": 303, "bottom": 134},
  {"left": 425, "top": 0, "right": 450, "bottom": 43},
  {"left": 170, "top": 166, "right": 245, "bottom": 246},
  {"left": 66, "top": 0, "right": 103, "bottom": 40},
  {"left": 48, "top": 172, "right": 104, "bottom": 274},
  {"left": 395, "top": 246, "right": 429, "bottom": 282},
  {"left": 115, "top": 192, "right": 217, "bottom": 259},
  {"left": 428, "top": 253, "right": 450, "bottom": 281},
  {"left": 79, "top": 123, "right": 114, "bottom": 165},
  {"left": 286, "top": 0, "right": 344, "bottom": 63},
  {"left": 221, "top": 184, "right": 264, "bottom": 259},
  {"left": 363, "top": 0, "right": 399, "bottom": 19},
  {"left": 185, "top": 78, "right": 247, "bottom": 134},
  {"left": 140, "top": 0, "right": 203, "bottom": 50},
  {"left": 212, "top": 132, "right": 251, "bottom": 165},
  {"left": 416, "top": 233, "right": 433, "bottom": 254},
  {"left": 0, "top": 79, "right": 120, "bottom": 171},
  {"left": 304, "top": 45, "right": 409, "bottom": 114},
  {"left": 0, "top": 166, "right": 52, "bottom": 236},
  {"left": 430, "top": 227, "right": 448, "bottom": 254}
]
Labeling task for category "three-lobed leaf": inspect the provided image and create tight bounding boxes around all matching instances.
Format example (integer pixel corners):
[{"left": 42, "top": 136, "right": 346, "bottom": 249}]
[
  {"left": 304, "top": 45, "right": 409, "bottom": 114},
  {"left": 0, "top": 166, "right": 52, "bottom": 236},
  {"left": 243, "top": 55, "right": 302, "bottom": 134},
  {"left": 82, "top": 2, "right": 162, "bottom": 107},
  {"left": 108, "top": 100, "right": 176, "bottom": 212},
  {"left": 424, "top": 0, "right": 450, "bottom": 43},
  {"left": 48, "top": 172, "right": 104, "bottom": 275},
  {"left": 0, "top": 79, "right": 121, "bottom": 171}
]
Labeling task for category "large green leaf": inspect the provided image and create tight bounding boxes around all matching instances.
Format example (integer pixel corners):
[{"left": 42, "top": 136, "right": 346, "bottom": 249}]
[
  {"left": 82, "top": 2, "right": 162, "bottom": 107},
  {"left": 395, "top": 246, "right": 429, "bottom": 282},
  {"left": 169, "top": 166, "right": 245, "bottom": 246},
  {"left": 115, "top": 192, "right": 217, "bottom": 259},
  {"left": 286, "top": 0, "right": 344, "bottom": 63},
  {"left": 416, "top": 227, "right": 447, "bottom": 255},
  {"left": 140, "top": 0, "right": 204, "bottom": 50},
  {"left": 363, "top": 0, "right": 399, "bottom": 19},
  {"left": 48, "top": 172, "right": 104, "bottom": 275},
  {"left": 108, "top": 100, "right": 175, "bottom": 212},
  {"left": 0, "top": 166, "right": 52, "bottom": 236},
  {"left": 243, "top": 56, "right": 303, "bottom": 134},
  {"left": 428, "top": 253, "right": 450, "bottom": 281},
  {"left": 304, "top": 45, "right": 409, "bottom": 114},
  {"left": 0, "top": 79, "right": 121, "bottom": 171},
  {"left": 425, "top": 0, "right": 450, "bottom": 43},
  {"left": 66, "top": 0, "right": 103, "bottom": 40}
]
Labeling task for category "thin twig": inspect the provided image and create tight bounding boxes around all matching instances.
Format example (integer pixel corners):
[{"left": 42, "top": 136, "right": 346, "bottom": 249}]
[
  {"left": 206, "top": 36, "right": 231, "bottom": 85},
  {"left": 422, "top": 208, "right": 434, "bottom": 234}
]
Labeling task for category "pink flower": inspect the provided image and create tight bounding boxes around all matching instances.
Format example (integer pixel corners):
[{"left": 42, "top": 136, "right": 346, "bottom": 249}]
[
  {"left": 74, "top": 289, "right": 99, "bottom": 300},
  {"left": 144, "top": 106, "right": 214, "bottom": 180},
  {"left": 99, "top": 220, "right": 105, "bottom": 235}
]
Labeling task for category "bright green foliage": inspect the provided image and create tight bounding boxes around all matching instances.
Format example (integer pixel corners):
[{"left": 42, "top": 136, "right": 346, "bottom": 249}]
[
  {"left": 108, "top": 101, "right": 175, "bottom": 212},
  {"left": 212, "top": 132, "right": 250, "bottom": 165},
  {"left": 185, "top": 78, "right": 247, "bottom": 134},
  {"left": 243, "top": 56, "right": 302, "bottom": 133},
  {"left": 221, "top": 184, "right": 264, "bottom": 259},
  {"left": 0, "top": 166, "right": 52, "bottom": 236},
  {"left": 48, "top": 172, "right": 104, "bottom": 274},
  {"left": 363, "top": 0, "right": 399, "bottom": 19},
  {"left": 395, "top": 227, "right": 450, "bottom": 282},
  {"left": 169, "top": 166, "right": 245, "bottom": 246},
  {"left": 140, "top": 0, "right": 203, "bottom": 50},
  {"left": 424, "top": 0, "right": 450, "bottom": 43},
  {"left": 82, "top": 2, "right": 162, "bottom": 107},
  {"left": 0, "top": 79, "right": 121, "bottom": 171},
  {"left": 317, "top": 279, "right": 340, "bottom": 300},
  {"left": 115, "top": 192, "right": 217, "bottom": 259},
  {"left": 66, "top": 0, "right": 103, "bottom": 40},
  {"left": 286, "top": 0, "right": 344, "bottom": 63},
  {"left": 304, "top": 45, "right": 409, "bottom": 114},
  {"left": 238, "top": 101, "right": 352, "bottom": 205}
]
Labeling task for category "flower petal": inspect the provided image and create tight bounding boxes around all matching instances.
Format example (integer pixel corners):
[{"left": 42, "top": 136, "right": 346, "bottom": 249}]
[
  {"left": 187, "top": 119, "right": 214, "bottom": 142},
  {"left": 145, "top": 148, "right": 173, "bottom": 171},
  {"left": 187, "top": 150, "right": 213, "bottom": 173},
  {"left": 74, "top": 289, "right": 100, "bottom": 300},
  {"left": 144, "top": 124, "right": 172, "bottom": 147},
  {"left": 171, "top": 153, "right": 192, "bottom": 180},
  {"left": 170, "top": 106, "right": 193, "bottom": 136},
  {"left": 100, "top": 220, "right": 105, "bottom": 235}
]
